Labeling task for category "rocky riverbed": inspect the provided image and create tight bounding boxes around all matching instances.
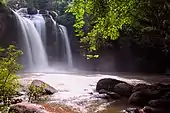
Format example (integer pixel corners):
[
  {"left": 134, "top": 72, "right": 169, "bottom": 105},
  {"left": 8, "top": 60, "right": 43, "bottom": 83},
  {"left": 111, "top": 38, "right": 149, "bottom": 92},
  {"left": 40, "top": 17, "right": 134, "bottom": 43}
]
[{"left": 9, "top": 72, "right": 170, "bottom": 113}]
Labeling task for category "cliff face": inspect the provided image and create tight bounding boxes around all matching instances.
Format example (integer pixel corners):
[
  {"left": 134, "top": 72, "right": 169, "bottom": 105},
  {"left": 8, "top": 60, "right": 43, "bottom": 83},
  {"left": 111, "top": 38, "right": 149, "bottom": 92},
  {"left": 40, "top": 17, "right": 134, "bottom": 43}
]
[{"left": 0, "top": 3, "right": 19, "bottom": 48}]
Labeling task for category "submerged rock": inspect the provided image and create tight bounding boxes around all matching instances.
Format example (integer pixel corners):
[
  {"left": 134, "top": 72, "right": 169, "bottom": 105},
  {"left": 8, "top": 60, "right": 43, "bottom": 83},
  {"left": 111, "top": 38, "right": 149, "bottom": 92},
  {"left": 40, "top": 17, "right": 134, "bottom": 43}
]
[
  {"left": 31, "top": 80, "right": 57, "bottom": 95},
  {"left": 9, "top": 103, "right": 49, "bottom": 113},
  {"left": 98, "top": 89, "right": 120, "bottom": 99},
  {"left": 96, "top": 78, "right": 124, "bottom": 92},
  {"left": 114, "top": 83, "right": 133, "bottom": 97}
]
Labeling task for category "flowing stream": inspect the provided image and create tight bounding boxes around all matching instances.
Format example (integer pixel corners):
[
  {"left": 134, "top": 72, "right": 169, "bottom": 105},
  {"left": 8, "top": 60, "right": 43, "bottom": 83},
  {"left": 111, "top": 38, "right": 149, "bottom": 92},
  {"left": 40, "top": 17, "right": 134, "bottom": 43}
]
[{"left": 19, "top": 72, "right": 170, "bottom": 113}]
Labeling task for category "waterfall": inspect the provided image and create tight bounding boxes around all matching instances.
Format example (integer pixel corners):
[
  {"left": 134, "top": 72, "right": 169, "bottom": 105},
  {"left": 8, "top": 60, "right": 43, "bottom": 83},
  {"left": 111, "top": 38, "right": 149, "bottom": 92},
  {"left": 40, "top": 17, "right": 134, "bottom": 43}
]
[
  {"left": 59, "top": 25, "right": 73, "bottom": 67},
  {"left": 11, "top": 8, "right": 73, "bottom": 71},
  {"left": 31, "top": 14, "right": 46, "bottom": 45},
  {"left": 13, "top": 12, "right": 48, "bottom": 71}
]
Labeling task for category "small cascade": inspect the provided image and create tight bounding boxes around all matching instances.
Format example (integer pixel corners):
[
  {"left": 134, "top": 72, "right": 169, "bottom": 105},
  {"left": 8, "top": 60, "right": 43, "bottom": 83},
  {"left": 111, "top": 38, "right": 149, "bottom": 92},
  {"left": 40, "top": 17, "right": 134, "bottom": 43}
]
[
  {"left": 13, "top": 11, "right": 48, "bottom": 71},
  {"left": 59, "top": 25, "right": 73, "bottom": 67}
]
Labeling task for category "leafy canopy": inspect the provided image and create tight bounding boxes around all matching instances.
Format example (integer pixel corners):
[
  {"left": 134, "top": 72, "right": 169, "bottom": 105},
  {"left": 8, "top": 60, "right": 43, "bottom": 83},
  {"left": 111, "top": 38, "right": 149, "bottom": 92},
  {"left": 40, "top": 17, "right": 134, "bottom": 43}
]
[{"left": 67, "top": 0, "right": 148, "bottom": 51}]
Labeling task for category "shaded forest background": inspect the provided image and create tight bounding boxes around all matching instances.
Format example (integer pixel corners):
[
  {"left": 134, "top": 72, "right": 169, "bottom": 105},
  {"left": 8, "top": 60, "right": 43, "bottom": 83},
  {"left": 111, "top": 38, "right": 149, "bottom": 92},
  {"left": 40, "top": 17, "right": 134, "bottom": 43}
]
[{"left": 2, "top": 0, "right": 170, "bottom": 73}]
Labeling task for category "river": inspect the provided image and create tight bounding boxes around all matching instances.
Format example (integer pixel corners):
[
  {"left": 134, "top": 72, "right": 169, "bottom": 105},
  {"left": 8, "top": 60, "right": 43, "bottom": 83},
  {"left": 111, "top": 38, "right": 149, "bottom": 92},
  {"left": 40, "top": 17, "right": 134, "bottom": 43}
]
[{"left": 19, "top": 72, "right": 170, "bottom": 113}]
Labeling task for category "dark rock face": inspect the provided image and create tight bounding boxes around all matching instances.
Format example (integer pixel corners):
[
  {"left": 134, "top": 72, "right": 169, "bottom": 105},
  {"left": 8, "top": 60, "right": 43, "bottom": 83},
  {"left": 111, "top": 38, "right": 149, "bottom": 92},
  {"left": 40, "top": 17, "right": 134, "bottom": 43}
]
[
  {"left": 143, "top": 106, "right": 170, "bottom": 113},
  {"left": 0, "top": 4, "right": 19, "bottom": 48},
  {"left": 114, "top": 83, "right": 133, "bottom": 97},
  {"left": 39, "top": 9, "right": 49, "bottom": 15},
  {"left": 161, "top": 92, "right": 170, "bottom": 99},
  {"left": 148, "top": 99, "right": 170, "bottom": 109},
  {"left": 49, "top": 11, "right": 58, "bottom": 20},
  {"left": 27, "top": 7, "right": 38, "bottom": 15},
  {"left": 9, "top": 103, "right": 49, "bottom": 113},
  {"left": 31, "top": 80, "right": 57, "bottom": 95},
  {"left": 96, "top": 78, "right": 124, "bottom": 92}
]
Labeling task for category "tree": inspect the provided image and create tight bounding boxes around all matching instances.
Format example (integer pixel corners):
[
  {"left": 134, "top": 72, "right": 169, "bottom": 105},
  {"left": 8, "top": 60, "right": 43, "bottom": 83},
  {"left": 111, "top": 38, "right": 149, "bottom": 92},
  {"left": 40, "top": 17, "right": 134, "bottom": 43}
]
[
  {"left": 67, "top": 0, "right": 148, "bottom": 52},
  {"left": 0, "top": 0, "right": 7, "bottom": 5},
  {"left": 0, "top": 45, "right": 23, "bottom": 106}
]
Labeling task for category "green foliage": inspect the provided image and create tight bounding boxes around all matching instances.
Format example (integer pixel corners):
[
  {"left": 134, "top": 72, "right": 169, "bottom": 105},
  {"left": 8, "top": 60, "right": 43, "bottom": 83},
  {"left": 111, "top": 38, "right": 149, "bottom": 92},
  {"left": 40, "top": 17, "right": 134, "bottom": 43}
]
[
  {"left": 67, "top": 0, "right": 148, "bottom": 51},
  {"left": 55, "top": 0, "right": 70, "bottom": 15},
  {"left": 0, "top": 45, "right": 23, "bottom": 105},
  {"left": 0, "top": 0, "right": 7, "bottom": 5},
  {"left": 27, "top": 84, "right": 46, "bottom": 103}
]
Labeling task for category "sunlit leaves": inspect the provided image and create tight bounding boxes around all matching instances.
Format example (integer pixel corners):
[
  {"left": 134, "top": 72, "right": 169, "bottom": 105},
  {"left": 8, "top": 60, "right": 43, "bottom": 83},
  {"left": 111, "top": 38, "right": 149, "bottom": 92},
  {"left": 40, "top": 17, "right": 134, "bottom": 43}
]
[{"left": 67, "top": 0, "right": 145, "bottom": 51}]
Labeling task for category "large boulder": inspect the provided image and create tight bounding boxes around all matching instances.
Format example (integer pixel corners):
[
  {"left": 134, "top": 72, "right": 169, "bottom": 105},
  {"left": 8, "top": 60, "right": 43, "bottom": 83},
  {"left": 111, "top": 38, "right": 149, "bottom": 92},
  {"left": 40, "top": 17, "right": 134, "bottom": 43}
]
[
  {"left": 30, "top": 80, "right": 57, "bottom": 95},
  {"left": 132, "top": 84, "right": 156, "bottom": 93},
  {"left": 9, "top": 103, "right": 49, "bottom": 113},
  {"left": 128, "top": 91, "right": 151, "bottom": 106},
  {"left": 148, "top": 99, "right": 170, "bottom": 109},
  {"left": 114, "top": 83, "right": 133, "bottom": 97},
  {"left": 39, "top": 9, "right": 49, "bottom": 15},
  {"left": 96, "top": 78, "right": 124, "bottom": 92},
  {"left": 27, "top": 7, "right": 38, "bottom": 15},
  {"left": 132, "top": 83, "right": 162, "bottom": 99}
]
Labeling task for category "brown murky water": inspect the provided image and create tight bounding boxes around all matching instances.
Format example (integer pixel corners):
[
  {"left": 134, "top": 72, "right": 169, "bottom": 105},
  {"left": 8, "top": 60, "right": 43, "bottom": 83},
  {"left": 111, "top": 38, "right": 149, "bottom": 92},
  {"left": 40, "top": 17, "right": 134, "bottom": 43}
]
[{"left": 19, "top": 72, "right": 170, "bottom": 113}]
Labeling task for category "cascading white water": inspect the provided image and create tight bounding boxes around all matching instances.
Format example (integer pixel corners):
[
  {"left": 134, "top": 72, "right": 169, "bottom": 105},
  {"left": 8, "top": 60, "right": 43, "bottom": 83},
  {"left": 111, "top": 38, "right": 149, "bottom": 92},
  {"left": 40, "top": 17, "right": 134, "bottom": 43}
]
[
  {"left": 13, "top": 8, "right": 73, "bottom": 70},
  {"left": 59, "top": 25, "right": 73, "bottom": 67},
  {"left": 14, "top": 11, "right": 48, "bottom": 71},
  {"left": 31, "top": 14, "right": 47, "bottom": 45}
]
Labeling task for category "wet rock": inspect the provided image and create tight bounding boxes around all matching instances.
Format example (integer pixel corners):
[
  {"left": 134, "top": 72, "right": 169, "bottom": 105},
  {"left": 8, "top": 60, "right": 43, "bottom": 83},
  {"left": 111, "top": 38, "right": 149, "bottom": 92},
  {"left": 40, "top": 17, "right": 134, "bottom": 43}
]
[
  {"left": 143, "top": 106, "right": 170, "bottom": 113},
  {"left": 98, "top": 89, "right": 120, "bottom": 99},
  {"left": 96, "top": 78, "right": 124, "bottom": 92},
  {"left": 11, "top": 98, "right": 23, "bottom": 104},
  {"left": 128, "top": 91, "right": 151, "bottom": 106},
  {"left": 114, "top": 83, "right": 133, "bottom": 97},
  {"left": 39, "top": 9, "right": 49, "bottom": 15},
  {"left": 96, "top": 94, "right": 111, "bottom": 100},
  {"left": 31, "top": 80, "right": 57, "bottom": 95},
  {"left": 133, "top": 84, "right": 162, "bottom": 99},
  {"left": 161, "top": 92, "right": 170, "bottom": 99},
  {"left": 9, "top": 103, "right": 49, "bottom": 113},
  {"left": 148, "top": 99, "right": 170, "bottom": 109},
  {"left": 121, "top": 108, "right": 141, "bottom": 113},
  {"left": 49, "top": 11, "right": 58, "bottom": 19},
  {"left": 27, "top": 7, "right": 38, "bottom": 15},
  {"left": 133, "top": 84, "right": 156, "bottom": 93}
]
